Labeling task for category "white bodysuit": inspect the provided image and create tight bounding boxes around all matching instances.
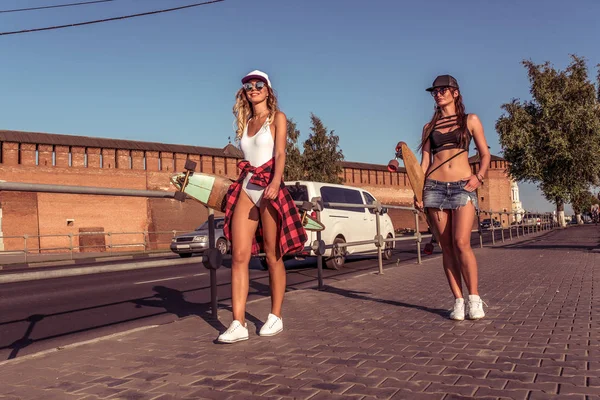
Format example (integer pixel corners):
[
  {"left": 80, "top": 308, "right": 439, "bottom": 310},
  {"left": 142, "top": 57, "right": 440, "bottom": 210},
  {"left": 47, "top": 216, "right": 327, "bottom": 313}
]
[{"left": 239, "top": 119, "right": 275, "bottom": 206}]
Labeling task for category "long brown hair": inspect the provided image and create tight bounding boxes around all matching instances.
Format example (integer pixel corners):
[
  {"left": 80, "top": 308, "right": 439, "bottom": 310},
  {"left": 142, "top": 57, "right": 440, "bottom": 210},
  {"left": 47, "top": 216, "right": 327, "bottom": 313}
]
[
  {"left": 418, "top": 89, "right": 468, "bottom": 153},
  {"left": 232, "top": 85, "right": 279, "bottom": 141}
]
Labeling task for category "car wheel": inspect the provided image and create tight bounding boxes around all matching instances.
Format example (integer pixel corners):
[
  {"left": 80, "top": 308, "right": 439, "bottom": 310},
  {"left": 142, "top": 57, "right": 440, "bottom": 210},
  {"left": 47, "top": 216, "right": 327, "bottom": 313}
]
[
  {"left": 383, "top": 234, "right": 394, "bottom": 260},
  {"left": 179, "top": 253, "right": 192, "bottom": 258},
  {"left": 216, "top": 238, "right": 228, "bottom": 255},
  {"left": 259, "top": 257, "right": 269, "bottom": 270},
  {"left": 326, "top": 237, "right": 346, "bottom": 270}
]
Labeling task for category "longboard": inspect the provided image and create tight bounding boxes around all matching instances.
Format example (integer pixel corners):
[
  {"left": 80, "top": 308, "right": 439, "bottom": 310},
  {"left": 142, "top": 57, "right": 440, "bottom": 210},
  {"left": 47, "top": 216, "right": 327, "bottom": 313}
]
[
  {"left": 388, "top": 142, "right": 440, "bottom": 254},
  {"left": 170, "top": 160, "right": 325, "bottom": 232}
]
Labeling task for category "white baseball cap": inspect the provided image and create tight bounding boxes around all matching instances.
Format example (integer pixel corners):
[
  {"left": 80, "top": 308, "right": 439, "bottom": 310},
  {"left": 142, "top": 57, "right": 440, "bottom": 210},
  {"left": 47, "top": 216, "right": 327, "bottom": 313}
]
[{"left": 241, "top": 69, "right": 271, "bottom": 87}]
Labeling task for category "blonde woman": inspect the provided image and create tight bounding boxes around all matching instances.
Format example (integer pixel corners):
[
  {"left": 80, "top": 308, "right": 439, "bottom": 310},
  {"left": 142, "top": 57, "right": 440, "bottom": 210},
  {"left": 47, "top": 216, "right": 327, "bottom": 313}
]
[{"left": 218, "top": 70, "right": 308, "bottom": 343}]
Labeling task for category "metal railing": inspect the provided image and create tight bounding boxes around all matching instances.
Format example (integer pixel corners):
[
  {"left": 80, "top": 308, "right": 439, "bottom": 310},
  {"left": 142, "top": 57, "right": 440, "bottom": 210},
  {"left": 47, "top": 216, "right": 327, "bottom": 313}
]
[
  {"left": 0, "top": 180, "right": 563, "bottom": 319},
  {"left": 0, "top": 229, "right": 192, "bottom": 264}
]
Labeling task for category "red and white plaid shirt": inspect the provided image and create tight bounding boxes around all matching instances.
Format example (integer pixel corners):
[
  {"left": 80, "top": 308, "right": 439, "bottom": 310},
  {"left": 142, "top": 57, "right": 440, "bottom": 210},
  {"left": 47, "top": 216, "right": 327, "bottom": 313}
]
[{"left": 223, "top": 158, "right": 308, "bottom": 256}]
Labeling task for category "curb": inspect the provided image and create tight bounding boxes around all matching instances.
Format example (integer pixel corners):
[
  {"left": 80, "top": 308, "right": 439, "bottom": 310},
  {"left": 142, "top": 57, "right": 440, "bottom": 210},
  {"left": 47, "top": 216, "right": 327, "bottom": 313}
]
[
  {"left": 0, "top": 251, "right": 175, "bottom": 271},
  {"left": 0, "top": 256, "right": 206, "bottom": 284},
  {"left": 0, "top": 325, "right": 160, "bottom": 367}
]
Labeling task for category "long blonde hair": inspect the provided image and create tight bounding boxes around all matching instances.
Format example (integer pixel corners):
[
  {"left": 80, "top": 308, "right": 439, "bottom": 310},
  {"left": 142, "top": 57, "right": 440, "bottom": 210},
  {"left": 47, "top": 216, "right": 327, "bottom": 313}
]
[{"left": 232, "top": 85, "right": 279, "bottom": 141}]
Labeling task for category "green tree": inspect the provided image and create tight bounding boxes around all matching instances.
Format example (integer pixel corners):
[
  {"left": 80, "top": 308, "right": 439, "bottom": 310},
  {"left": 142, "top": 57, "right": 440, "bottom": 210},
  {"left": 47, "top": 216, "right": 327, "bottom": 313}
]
[
  {"left": 496, "top": 55, "right": 600, "bottom": 226},
  {"left": 284, "top": 118, "right": 305, "bottom": 181},
  {"left": 571, "top": 189, "right": 599, "bottom": 216},
  {"left": 302, "top": 113, "right": 344, "bottom": 184}
]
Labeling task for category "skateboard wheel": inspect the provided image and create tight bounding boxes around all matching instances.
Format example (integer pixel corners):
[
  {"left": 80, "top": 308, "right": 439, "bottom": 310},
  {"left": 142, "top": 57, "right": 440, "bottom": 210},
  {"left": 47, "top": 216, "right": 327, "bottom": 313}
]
[
  {"left": 184, "top": 159, "right": 197, "bottom": 171},
  {"left": 300, "top": 201, "right": 312, "bottom": 212},
  {"left": 387, "top": 159, "right": 399, "bottom": 172},
  {"left": 173, "top": 191, "right": 187, "bottom": 202}
]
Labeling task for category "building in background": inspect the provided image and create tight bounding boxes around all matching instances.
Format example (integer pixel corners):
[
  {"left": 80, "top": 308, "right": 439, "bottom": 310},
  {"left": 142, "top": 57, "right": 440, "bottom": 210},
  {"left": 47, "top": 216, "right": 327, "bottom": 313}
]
[
  {"left": 510, "top": 180, "right": 525, "bottom": 223},
  {"left": 0, "top": 130, "right": 513, "bottom": 253}
]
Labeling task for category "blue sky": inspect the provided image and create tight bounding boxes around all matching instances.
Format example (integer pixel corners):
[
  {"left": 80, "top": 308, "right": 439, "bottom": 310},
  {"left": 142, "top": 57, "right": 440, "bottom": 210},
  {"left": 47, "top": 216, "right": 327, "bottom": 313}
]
[{"left": 1, "top": 0, "right": 599, "bottom": 213}]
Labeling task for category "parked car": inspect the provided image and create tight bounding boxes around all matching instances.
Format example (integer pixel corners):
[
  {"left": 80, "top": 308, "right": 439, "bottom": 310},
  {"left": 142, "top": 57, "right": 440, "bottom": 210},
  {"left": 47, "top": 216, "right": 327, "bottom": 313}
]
[
  {"left": 170, "top": 217, "right": 230, "bottom": 258},
  {"left": 480, "top": 218, "right": 501, "bottom": 229},
  {"left": 283, "top": 180, "right": 396, "bottom": 270}
]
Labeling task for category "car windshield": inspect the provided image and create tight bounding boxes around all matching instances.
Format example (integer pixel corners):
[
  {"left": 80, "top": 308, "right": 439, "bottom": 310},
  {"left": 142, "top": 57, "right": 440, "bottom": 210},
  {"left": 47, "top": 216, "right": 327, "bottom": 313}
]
[{"left": 196, "top": 219, "right": 224, "bottom": 230}]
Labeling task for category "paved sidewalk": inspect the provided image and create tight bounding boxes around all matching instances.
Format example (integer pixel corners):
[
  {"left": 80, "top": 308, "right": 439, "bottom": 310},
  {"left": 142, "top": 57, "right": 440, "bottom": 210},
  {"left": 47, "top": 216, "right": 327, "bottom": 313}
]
[{"left": 0, "top": 225, "right": 598, "bottom": 400}]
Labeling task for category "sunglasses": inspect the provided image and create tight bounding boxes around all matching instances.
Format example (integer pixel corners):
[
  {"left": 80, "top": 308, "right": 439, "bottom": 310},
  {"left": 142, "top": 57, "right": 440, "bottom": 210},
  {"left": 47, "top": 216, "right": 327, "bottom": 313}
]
[
  {"left": 243, "top": 81, "right": 266, "bottom": 91},
  {"left": 430, "top": 87, "right": 451, "bottom": 97}
]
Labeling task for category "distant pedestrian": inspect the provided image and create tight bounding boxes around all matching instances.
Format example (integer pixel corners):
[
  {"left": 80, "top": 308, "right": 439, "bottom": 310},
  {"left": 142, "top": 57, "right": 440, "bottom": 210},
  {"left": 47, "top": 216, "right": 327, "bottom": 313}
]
[
  {"left": 402, "top": 75, "right": 491, "bottom": 320},
  {"left": 218, "top": 70, "right": 308, "bottom": 343}
]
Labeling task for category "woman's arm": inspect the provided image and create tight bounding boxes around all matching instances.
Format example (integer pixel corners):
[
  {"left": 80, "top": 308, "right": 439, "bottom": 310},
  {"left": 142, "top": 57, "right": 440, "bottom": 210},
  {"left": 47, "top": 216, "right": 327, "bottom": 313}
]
[
  {"left": 420, "top": 123, "right": 431, "bottom": 174},
  {"left": 271, "top": 111, "right": 287, "bottom": 184},
  {"left": 468, "top": 114, "right": 491, "bottom": 180},
  {"left": 263, "top": 111, "right": 287, "bottom": 200}
]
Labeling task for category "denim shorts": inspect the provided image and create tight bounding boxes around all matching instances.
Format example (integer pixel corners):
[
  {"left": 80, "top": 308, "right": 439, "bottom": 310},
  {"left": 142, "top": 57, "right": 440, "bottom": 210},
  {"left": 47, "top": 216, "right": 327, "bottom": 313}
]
[{"left": 423, "top": 178, "right": 478, "bottom": 210}]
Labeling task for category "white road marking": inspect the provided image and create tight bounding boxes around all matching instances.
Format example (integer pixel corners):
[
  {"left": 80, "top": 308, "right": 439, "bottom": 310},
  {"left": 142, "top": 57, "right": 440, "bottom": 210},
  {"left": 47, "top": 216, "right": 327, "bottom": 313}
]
[{"left": 134, "top": 273, "right": 206, "bottom": 285}]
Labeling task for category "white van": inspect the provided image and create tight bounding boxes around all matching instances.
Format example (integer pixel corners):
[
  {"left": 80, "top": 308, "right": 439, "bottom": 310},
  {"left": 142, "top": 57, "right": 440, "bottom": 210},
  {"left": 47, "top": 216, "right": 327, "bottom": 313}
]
[{"left": 284, "top": 180, "right": 395, "bottom": 269}]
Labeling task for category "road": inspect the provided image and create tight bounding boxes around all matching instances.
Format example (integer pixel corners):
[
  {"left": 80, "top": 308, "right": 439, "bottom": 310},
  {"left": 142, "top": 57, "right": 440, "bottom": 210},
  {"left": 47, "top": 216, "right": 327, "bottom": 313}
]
[{"left": 0, "top": 226, "right": 534, "bottom": 361}]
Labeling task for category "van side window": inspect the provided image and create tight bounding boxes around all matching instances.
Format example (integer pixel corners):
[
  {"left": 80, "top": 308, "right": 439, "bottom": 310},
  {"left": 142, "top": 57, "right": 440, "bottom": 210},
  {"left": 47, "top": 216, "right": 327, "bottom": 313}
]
[
  {"left": 363, "top": 192, "right": 376, "bottom": 214},
  {"left": 320, "top": 186, "right": 364, "bottom": 213}
]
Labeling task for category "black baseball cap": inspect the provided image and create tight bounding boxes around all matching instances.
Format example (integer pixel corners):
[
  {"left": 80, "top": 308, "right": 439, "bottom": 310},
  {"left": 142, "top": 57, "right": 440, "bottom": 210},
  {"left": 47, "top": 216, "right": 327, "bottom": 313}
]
[{"left": 426, "top": 75, "right": 459, "bottom": 92}]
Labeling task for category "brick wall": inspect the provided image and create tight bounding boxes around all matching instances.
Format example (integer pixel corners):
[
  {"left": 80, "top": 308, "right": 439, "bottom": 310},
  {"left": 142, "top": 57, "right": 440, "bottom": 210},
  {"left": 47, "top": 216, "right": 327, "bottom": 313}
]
[
  {"left": 0, "top": 134, "right": 512, "bottom": 252},
  {"left": 473, "top": 160, "right": 513, "bottom": 227}
]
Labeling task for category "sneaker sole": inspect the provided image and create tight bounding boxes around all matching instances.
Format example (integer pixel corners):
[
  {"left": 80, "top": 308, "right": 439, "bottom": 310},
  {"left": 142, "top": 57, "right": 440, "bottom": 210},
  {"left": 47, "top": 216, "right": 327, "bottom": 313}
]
[
  {"left": 259, "top": 328, "right": 283, "bottom": 337},
  {"left": 217, "top": 336, "right": 249, "bottom": 344}
]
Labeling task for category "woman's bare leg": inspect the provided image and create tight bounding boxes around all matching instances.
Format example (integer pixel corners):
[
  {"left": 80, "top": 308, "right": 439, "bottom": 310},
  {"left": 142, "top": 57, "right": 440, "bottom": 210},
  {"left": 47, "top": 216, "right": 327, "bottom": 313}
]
[
  {"left": 427, "top": 208, "right": 463, "bottom": 299},
  {"left": 230, "top": 191, "right": 260, "bottom": 324},
  {"left": 259, "top": 200, "right": 285, "bottom": 317},
  {"left": 452, "top": 202, "right": 479, "bottom": 295}
]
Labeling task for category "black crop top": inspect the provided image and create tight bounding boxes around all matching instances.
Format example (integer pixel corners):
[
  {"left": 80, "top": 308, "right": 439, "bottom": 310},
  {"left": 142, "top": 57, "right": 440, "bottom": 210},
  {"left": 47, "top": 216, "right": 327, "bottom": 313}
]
[{"left": 429, "top": 114, "right": 472, "bottom": 155}]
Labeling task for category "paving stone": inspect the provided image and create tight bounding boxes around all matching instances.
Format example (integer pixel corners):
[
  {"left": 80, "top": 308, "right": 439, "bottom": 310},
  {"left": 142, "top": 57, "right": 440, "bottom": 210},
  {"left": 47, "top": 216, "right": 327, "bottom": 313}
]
[{"left": 0, "top": 227, "right": 597, "bottom": 400}]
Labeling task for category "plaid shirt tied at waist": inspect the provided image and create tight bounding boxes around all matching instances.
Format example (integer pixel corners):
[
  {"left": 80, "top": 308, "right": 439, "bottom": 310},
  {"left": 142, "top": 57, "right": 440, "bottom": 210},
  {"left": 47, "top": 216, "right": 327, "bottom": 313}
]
[{"left": 223, "top": 158, "right": 308, "bottom": 256}]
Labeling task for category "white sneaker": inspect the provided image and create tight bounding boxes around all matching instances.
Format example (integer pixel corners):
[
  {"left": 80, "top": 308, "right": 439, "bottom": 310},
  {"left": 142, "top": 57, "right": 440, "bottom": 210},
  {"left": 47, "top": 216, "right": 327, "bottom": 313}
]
[
  {"left": 467, "top": 295, "right": 486, "bottom": 320},
  {"left": 259, "top": 313, "right": 283, "bottom": 336},
  {"left": 449, "top": 298, "right": 465, "bottom": 321},
  {"left": 217, "top": 320, "right": 248, "bottom": 343}
]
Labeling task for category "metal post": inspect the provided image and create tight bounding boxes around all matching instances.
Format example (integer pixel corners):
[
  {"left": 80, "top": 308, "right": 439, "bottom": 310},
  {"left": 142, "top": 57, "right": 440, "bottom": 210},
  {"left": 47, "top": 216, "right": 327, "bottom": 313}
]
[
  {"left": 509, "top": 218, "right": 513, "bottom": 241},
  {"left": 415, "top": 211, "right": 422, "bottom": 265},
  {"left": 69, "top": 233, "right": 74, "bottom": 260},
  {"left": 316, "top": 205, "right": 324, "bottom": 290},
  {"left": 490, "top": 211, "right": 495, "bottom": 245},
  {"left": 477, "top": 211, "right": 483, "bottom": 248},
  {"left": 375, "top": 204, "right": 384, "bottom": 274},
  {"left": 108, "top": 232, "right": 112, "bottom": 254},
  {"left": 24, "top": 234, "right": 28, "bottom": 263},
  {"left": 207, "top": 208, "right": 218, "bottom": 318},
  {"left": 501, "top": 213, "right": 505, "bottom": 243}
]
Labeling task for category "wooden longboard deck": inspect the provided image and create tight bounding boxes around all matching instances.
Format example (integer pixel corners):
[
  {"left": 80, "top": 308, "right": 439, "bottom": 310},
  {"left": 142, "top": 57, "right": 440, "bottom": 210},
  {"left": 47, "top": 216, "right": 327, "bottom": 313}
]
[
  {"left": 170, "top": 172, "right": 232, "bottom": 213},
  {"left": 395, "top": 142, "right": 440, "bottom": 252},
  {"left": 398, "top": 142, "right": 425, "bottom": 203},
  {"left": 170, "top": 171, "right": 325, "bottom": 232}
]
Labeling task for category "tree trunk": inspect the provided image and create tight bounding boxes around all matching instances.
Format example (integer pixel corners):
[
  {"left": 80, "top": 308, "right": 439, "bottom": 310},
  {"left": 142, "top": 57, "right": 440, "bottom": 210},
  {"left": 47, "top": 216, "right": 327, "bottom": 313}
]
[{"left": 556, "top": 200, "right": 566, "bottom": 227}]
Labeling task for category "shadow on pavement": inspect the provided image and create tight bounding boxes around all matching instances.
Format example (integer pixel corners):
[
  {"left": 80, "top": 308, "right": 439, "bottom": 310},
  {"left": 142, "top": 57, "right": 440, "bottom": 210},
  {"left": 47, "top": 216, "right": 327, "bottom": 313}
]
[
  {"left": 132, "top": 286, "right": 227, "bottom": 333},
  {"left": 319, "top": 285, "right": 449, "bottom": 319}
]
